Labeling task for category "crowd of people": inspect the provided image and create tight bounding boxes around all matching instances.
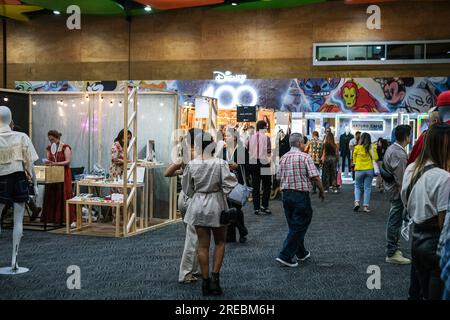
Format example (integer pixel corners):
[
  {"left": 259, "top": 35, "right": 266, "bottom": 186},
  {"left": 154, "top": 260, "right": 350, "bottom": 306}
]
[{"left": 165, "top": 91, "right": 450, "bottom": 299}]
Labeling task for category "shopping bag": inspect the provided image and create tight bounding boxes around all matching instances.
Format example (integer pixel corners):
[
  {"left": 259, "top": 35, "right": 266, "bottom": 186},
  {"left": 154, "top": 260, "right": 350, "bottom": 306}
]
[{"left": 336, "top": 167, "right": 342, "bottom": 186}]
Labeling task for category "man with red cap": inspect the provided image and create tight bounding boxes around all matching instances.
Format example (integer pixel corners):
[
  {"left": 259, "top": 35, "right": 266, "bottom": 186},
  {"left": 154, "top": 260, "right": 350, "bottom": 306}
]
[{"left": 407, "top": 90, "right": 450, "bottom": 165}]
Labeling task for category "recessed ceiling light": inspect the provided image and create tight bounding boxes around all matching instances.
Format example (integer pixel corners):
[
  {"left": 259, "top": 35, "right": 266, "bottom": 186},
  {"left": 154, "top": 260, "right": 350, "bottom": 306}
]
[
  {"left": 144, "top": 6, "right": 152, "bottom": 12},
  {"left": 53, "top": 10, "right": 61, "bottom": 15}
]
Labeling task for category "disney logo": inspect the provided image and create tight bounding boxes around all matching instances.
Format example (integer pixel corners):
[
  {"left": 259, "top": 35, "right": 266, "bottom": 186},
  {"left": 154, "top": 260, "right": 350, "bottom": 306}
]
[{"left": 213, "top": 71, "right": 247, "bottom": 84}]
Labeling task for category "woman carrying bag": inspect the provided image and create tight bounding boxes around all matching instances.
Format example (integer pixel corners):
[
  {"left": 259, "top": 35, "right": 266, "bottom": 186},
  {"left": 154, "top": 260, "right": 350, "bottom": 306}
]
[
  {"left": 401, "top": 124, "right": 450, "bottom": 300},
  {"left": 182, "top": 131, "right": 238, "bottom": 296},
  {"left": 352, "top": 133, "right": 379, "bottom": 213},
  {"left": 222, "top": 127, "right": 249, "bottom": 243}
]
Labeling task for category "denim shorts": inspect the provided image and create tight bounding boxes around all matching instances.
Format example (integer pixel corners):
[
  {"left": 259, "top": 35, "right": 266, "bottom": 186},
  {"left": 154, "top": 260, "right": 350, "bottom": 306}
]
[{"left": 0, "top": 171, "right": 30, "bottom": 205}]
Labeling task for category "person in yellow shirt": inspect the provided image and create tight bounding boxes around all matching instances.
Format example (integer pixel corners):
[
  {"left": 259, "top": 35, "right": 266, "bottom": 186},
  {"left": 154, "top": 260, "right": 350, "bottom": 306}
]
[{"left": 352, "top": 133, "right": 378, "bottom": 213}]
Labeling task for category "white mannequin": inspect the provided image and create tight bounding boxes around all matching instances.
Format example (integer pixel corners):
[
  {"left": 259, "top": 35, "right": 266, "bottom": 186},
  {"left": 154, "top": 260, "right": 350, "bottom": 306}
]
[{"left": 0, "top": 106, "right": 38, "bottom": 274}]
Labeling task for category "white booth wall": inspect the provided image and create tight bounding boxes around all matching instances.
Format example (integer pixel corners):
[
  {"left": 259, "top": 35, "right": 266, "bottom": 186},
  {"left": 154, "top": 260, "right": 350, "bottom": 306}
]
[
  {"left": 31, "top": 94, "right": 93, "bottom": 170},
  {"left": 31, "top": 92, "right": 178, "bottom": 221}
]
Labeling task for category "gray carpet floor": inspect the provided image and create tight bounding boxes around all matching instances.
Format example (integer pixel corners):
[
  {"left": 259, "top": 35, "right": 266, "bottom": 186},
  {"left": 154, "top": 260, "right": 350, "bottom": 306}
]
[{"left": 0, "top": 185, "right": 411, "bottom": 300}]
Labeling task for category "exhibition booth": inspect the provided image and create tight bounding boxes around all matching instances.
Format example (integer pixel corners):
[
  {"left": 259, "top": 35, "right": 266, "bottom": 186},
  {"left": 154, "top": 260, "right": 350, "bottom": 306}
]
[{"left": 0, "top": 87, "right": 179, "bottom": 237}]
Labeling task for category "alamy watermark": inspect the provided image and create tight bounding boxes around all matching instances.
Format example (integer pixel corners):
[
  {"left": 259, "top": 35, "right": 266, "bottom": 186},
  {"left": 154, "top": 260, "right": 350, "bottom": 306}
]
[
  {"left": 66, "top": 265, "right": 81, "bottom": 290},
  {"left": 367, "top": 5, "right": 381, "bottom": 30},
  {"left": 366, "top": 265, "right": 381, "bottom": 290}
]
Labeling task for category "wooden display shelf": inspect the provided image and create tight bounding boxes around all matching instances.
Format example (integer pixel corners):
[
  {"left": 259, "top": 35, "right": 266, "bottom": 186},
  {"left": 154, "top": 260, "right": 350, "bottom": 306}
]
[
  {"left": 66, "top": 198, "right": 123, "bottom": 236},
  {"left": 77, "top": 180, "right": 145, "bottom": 189}
]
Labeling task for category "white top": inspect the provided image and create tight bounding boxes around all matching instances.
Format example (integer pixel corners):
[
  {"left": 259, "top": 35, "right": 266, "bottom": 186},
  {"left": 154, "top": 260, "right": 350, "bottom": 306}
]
[
  {"left": 182, "top": 157, "right": 237, "bottom": 227},
  {"left": 0, "top": 127, "right": 39, "bottom": 176},
  {"left": 401, "top": 161, "right": 450, "bottom": 224}
]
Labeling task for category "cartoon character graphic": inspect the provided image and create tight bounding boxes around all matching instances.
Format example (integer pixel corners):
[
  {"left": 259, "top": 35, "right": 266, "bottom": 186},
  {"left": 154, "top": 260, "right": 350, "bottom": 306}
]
[
  {"left": 404, "top": 88, "right": 433, "bottom": 113},
  {"left": 86, "top": 81, "right": 118, "bottom": 92},
  {"left": 342, "top": 81, "right": 358, "bottom": 109},
  {"left": 281, "top": 78, "right": 340, "bottom": 112},
  {"left": 319, "top": 80, "right": 386, "bottom": 113},
  {"left": 374, "top": 78, "right": 414, "bottom": 111},
  {"left": 298, "top": 78, "right": 340, "bottom": 112},
  {"left": 280, "top": 79, "right": 304, "bottom": 112}
]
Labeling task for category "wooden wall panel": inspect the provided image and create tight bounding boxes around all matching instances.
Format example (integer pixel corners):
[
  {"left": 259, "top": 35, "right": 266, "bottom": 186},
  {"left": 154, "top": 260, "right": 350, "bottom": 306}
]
[{"left": 3, "top": 0, "right": 450, "bottom": 88}]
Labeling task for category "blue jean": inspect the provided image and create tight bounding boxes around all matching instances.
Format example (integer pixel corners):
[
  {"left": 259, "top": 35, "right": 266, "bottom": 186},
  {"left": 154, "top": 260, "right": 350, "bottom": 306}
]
[
  {"left": 386, "top": 198, "right": 404, "bottom": 257},
  {"left": 278, "top": 190, "right": 313, "bottom": 261},
  {"left": 354, "top": 170, "right": 374, "bottom": 206}
]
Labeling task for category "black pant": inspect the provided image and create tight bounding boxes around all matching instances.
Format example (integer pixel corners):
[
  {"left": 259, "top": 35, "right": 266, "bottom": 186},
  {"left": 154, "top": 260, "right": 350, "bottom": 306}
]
[
  {"left": 411, "top": 223, "right": 444, "bottom": 300},
  {"left": 341, "top": 151, "right": 351, "bottom": 173},
  {"left": 228, "top": 201, "right": 248, "bottom": 238},
  {"left": 250, "top": 163, "right": 272, "bottom": 210},
  {"left": 408, "top": 263, "right": 422, "bottom": 300}
]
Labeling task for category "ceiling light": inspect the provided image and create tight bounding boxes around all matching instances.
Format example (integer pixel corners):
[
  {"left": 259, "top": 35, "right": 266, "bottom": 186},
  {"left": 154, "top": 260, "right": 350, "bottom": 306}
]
[
  {"left": 144, "top": 6, "right": 152, "bottom": 12},
  {"left": 231, "top": 2, "right": 238, "bottom": 6},
  {"left": 3, "top": 97, "right": 8, "bottom": 102},
  {"left": 376, "top": 46, "right": 382, "bottom": 50},
  {"left": 53, "top": 10, "right": 61, "bottom": 15}
]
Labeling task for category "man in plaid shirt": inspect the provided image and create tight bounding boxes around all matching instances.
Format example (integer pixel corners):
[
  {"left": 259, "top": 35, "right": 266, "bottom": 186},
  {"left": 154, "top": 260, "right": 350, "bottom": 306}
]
[{"left": 276, "top": 133, "right": 325, "bottom": 267}]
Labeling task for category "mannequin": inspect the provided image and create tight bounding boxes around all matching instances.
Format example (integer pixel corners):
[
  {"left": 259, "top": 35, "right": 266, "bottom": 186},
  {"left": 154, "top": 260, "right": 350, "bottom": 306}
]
[
  {"left": 339, "top": 126, "right": 354, "bottom": 176},
  {"left": 0, "top": 106, "right": 38, "bottom": 274}
]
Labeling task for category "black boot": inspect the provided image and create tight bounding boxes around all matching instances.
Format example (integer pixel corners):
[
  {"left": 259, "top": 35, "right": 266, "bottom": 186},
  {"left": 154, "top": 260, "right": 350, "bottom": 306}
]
[
  {"left": 202, "top": 278, "right": 212, "bottom": 296},
  {"left": 209, "top": 272, "right": 223, "bottom": 295}
]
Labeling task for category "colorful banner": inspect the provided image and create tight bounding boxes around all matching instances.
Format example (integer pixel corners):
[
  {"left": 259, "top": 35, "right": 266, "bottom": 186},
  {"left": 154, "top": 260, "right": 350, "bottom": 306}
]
[{"left": 15, "top": 77, "right": 450, "bottom": 113}]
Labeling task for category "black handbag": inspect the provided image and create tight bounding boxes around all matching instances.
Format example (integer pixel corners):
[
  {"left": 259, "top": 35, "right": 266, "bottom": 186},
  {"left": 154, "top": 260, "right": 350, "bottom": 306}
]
[
  {"left": 220, "top": 207, "right": 238, "bottom": 225},
  {"left": 28, "top": 181, "right": 36, "bottom": 196},
  {"left": 380, "top": 162, "right": 395, "bottom": 183}
]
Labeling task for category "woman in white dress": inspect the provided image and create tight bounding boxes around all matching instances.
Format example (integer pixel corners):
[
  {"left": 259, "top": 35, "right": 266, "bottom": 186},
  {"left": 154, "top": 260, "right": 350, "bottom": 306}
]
[{"left": 182, "top": 131, "right": 238, "bottom": 296}]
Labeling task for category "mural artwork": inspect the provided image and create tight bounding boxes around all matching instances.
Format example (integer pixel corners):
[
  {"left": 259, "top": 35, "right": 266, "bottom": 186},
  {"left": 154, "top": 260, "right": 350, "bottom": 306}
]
[{"left": 16, "top": 77, "right": 450, "bottom": 113}]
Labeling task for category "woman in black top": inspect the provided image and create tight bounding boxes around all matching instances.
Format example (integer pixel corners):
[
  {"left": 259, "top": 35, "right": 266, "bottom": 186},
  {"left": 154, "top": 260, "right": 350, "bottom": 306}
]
[
  {"left": 376, "top": 138, "right": 388, "bottom": 192},
  {"left": 321, "top": 132, "right": 339, "bottom": 193}
]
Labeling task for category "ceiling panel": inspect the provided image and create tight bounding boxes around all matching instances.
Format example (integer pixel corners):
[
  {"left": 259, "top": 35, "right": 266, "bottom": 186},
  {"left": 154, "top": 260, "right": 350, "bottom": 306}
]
[
  {"left": 22, "top": 0, "right": 125, "bottom": 15},
  {"left": 134, "top": 0, "right": 224, "bottom": 10},
  {"left": 0, "top": 4, "right": 42, "bottom": 21}
]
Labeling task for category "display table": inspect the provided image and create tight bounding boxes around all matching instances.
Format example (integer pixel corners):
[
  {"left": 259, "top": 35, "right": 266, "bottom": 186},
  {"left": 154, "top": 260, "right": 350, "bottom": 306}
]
[{"left": 67, "top": 180, "right": 145, "bottom": 237}]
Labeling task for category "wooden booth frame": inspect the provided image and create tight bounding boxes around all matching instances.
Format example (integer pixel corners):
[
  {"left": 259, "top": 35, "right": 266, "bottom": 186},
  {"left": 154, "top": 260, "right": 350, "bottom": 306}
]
[{"left": 179, "top": 95, "right": 218, "bottom": 134}]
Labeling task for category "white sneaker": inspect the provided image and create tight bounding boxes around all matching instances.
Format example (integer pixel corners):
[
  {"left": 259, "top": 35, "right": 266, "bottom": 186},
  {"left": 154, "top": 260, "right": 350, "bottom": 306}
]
[
  {"left": 296, "top": 251, "right": 311, "bottom": 261},
  {"left": 386, "top": 250, "right": 411, "bottom": 265},
  {"left": 276, "top": 257, "right": 298, "bottom": 267}
]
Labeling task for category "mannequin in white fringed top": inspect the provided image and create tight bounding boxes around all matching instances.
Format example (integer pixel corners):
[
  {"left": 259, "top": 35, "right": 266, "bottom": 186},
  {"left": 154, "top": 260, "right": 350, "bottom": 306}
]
[{"left": 0, "top": 106, "right": 38, "bottom": 274}]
